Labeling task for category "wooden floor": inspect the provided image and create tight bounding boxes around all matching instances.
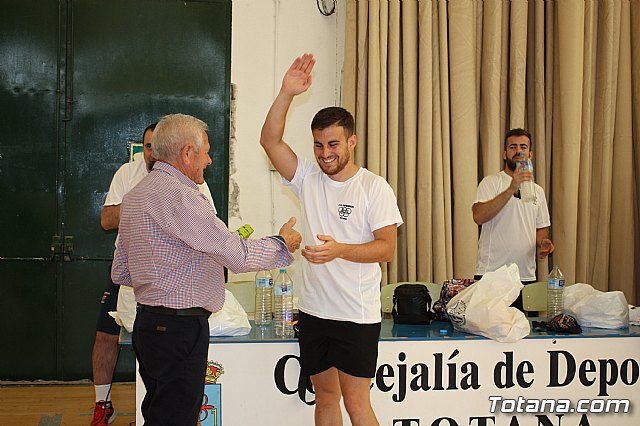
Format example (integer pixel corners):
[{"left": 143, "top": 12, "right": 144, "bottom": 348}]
[{"left": 0, "top": 382, "right": 135, "bottom": 426}]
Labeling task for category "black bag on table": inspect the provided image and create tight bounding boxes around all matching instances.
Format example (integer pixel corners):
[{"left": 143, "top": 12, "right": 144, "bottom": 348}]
[{"left": 392, "top": 284, "right": 433, "bottom": 324}]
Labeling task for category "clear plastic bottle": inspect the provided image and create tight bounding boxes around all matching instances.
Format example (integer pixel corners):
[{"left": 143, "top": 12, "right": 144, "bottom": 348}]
[
  {"left": 518, "top": 158, "right": 537, "bottom": 203},
  {"left": 547, "top": 265, "right": 565, "bottom": 320},
  {"left": 254, "top": 270, "right": 273, "bottom": 326},
  {"left": 273, "top": 268, "right": 294, "bottom": 337}
]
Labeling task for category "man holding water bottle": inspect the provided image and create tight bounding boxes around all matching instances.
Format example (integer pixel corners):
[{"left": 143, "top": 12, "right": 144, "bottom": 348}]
[{"left": 472, "top": 128, "right": 554, "bottom": 310}]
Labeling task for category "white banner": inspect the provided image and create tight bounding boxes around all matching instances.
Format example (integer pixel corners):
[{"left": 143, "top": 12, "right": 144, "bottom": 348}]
[{"left": 137, "top": 335, "right": 640, "bottom": 425}]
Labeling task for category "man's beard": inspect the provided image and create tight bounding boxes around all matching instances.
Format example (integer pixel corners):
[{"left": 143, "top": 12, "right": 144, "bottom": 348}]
[
  {"left": 318, "top": 152, "right": 350, "bottom": 176},
  {"left": 506, "top": 153, "right": 527, "bottom": 172}
]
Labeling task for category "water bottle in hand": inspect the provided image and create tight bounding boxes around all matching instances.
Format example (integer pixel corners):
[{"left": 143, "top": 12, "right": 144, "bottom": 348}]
[{"left": 517, "top": 158, "right": 537, "bottom": 203}]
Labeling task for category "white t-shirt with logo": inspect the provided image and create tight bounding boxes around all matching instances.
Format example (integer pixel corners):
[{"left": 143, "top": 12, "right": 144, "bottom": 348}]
[
  {"left": 474, "top": 170, "right": 550, "bottom": 281},
  {"left": 284, "top": 157, "right": 403, "bottom": 323}
]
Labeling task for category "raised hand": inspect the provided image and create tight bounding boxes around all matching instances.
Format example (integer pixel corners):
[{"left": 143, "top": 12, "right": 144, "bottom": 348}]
[{"left": 281, "top": 53, "right": 316, "bottom": 97}]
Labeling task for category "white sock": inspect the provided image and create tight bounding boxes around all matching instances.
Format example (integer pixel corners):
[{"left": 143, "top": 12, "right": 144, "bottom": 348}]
[{"left": 95, "top": 384, "right": 112, "bottom": 403}]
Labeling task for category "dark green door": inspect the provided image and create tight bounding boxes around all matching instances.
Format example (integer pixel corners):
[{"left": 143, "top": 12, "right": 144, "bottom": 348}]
[
  {"left": 0, "top": 0, "right": 61, "bottom": 379},
  {"left": 0, "top": 0, "right": 230, "bottom": 380}
]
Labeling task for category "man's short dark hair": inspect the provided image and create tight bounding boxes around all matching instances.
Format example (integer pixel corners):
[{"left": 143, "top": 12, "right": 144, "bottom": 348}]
[
  {"left": 143, "top": 122, "right": 158, "bottom": 140},
  {"left": 504, "top": 128, "right": 533, "bottom": 151},
  {"left": 311, "top": 107, "right": 354, "bottom": 137}
]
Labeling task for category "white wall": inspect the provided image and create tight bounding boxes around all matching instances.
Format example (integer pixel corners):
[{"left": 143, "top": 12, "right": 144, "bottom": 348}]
[{"left": 229, "top": 0, "right": 345, "bottom": 288}]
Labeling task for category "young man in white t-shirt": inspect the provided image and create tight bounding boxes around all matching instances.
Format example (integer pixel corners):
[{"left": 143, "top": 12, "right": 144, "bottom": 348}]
[
  {"left": 260, "top": 53, "right": 403, "bottom": 426},
  {"left": 472, "top": 128, "right": 555, "bottom": 309}
]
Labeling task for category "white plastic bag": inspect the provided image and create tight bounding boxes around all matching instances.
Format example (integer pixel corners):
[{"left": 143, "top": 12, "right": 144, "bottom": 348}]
[
  {"left": 446, "top": 264, "right": 530, "bottom": 343},
  {"left": 563, "top": 283, "right": 628, "bottom": 329},
  {"left": 629, "top": 305, "right": 640, "bottom": 326},
  {"left": 110, "top": 287, "right": 252, "bottom": 336},
  {"left": 208, "top": 289, "right": 251, "bottom": 336},
  {"left": 108, "top": 285, "right": 136, "bottom": 333}
]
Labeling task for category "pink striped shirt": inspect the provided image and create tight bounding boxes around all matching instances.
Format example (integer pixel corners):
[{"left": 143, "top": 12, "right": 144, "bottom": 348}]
[{"left": 111, "top": 161, "right": 292, "bottom": 313}]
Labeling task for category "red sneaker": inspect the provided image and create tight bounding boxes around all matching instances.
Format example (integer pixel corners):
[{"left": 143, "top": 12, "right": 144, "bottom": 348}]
[{"left": 91, "top": 400, "right": 116, "bottom": 425}]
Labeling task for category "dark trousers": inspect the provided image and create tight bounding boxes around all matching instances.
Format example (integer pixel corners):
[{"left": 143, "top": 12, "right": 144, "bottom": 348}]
[
  {"left": 132, "top": 309, "right": 209, "bottom": 426},
  {"left": 474, "top": 275, "right": 536, "bottom": 312}
]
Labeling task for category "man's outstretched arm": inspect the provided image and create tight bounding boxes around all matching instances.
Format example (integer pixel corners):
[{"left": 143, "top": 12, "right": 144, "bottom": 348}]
[{"left": 260, "top": 53, "right": 315, "bottom": 181}]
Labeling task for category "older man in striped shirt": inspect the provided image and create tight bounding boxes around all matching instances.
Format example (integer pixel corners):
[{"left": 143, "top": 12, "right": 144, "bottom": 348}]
[{"left": 112, "top": 113, "right": 301, "bottom": 426}]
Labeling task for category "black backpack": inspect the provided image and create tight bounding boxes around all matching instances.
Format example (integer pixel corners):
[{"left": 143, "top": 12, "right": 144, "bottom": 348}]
[{"left": 392, "top": 284, "right": 433, "bottom": 324}]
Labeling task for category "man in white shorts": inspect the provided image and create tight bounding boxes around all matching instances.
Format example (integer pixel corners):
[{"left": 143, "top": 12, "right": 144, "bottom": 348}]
[{"left": 260, "top": 53, "right": 403, "bottom": 426}]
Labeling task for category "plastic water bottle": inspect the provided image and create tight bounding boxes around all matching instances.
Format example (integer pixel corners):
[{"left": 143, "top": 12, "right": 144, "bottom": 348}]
[
  {"left": 254, "top": 270, "right": 273, "bottom": 326},
  {"left": 518, "top": 158, "right": 537, "bottom": 203},
  {"left": 547, "top": 265, "right": 565, "bottom": 320},
  {"left": 273, "top": 268, "right": 294, "bottom": 337}
]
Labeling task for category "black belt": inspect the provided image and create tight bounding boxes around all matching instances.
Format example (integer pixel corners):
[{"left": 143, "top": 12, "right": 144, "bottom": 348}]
[{"left": 138, "top": 304, "right": 211, "bottom": 317}]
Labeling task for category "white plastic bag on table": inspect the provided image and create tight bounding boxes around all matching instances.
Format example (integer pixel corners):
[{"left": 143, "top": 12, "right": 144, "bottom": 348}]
[
  {"left": 109, "top": 285, "right": 136, "bottom": 333},
  {"left": 629, "top": 305, "right": 640, "bottom": 325},
  {"left": 110, "top": 287, "right": 252, "bottom": 335},
  {"left": 563, "top": 283, "right": 628, "bottom": 329},
  {"left": 446, "top": 264, "right": 530, "bottom": 343},
  {"left": 209, "top": 289, "right": 251, "bottom": 336}
]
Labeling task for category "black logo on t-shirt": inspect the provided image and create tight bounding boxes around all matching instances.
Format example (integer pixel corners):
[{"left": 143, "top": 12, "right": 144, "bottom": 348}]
[{"left": 338, "top": 204, "right": 354, "bottom": 220}]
